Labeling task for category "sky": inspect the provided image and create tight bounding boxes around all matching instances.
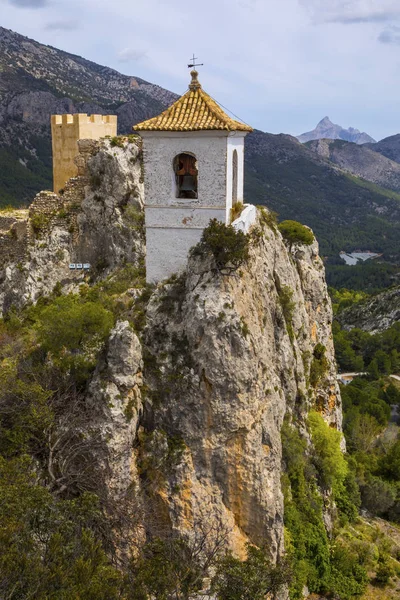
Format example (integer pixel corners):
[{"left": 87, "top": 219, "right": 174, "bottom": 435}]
[{"left": 2, "top": 0, "right": 400, "bottom": 141}]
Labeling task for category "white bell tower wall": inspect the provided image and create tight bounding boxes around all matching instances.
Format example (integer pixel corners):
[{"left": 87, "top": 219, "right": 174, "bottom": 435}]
[{"left": 141, "top": 130, "right": 229, "bottom": 283}]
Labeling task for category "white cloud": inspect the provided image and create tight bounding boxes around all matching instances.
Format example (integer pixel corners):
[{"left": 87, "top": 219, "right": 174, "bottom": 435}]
[
  {"left": 8, "top": 0, "right": 48, "bottom": 6},
  {"left": 302, "top": 0, "right": 400, "bottom": 24},
  {"left": 44, "top": 19, "right": 79, "bottom": 31},
  {"left": 379, "top": 25, "right": 400, "bottom": 44},
  {"left": 117, "top": 47, "right": 147, "bottom": 63}
]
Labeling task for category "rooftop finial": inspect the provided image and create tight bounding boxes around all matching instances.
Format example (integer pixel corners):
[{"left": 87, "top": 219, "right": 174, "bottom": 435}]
[
  {"left": 188, "top": 54, "right": 203, "bottom": 91},
  {"left": 189, "top": 69, "right": 201, "bottom": 91}
]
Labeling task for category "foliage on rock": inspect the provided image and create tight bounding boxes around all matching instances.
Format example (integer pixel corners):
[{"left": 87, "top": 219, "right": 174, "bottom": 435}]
[{"left": 190, "top": 218, "right": 249, "bottom": 273}]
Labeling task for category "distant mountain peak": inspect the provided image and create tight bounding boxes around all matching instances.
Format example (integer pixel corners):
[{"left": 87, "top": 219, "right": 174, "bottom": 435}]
[
  {"left": 319, "top": 116, "right": 332, "bottom": 125},
  {"left": 297, "top": 117, "right": 375, "bottom": 145}
]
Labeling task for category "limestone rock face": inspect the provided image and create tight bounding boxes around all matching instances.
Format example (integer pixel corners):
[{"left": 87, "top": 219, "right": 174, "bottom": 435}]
[
  {"left": 0, "top": 137, "right": 144, "bottom": 315},
  {"left": 141, "top": 217, "right": 341, "bottom": 562},
  {"left": 87, "top": 320, "right": 143, "bottom": 500}
]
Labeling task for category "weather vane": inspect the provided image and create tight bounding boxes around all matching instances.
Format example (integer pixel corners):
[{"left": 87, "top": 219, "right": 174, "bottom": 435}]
[{"left": 188, "top": 54, "right": 203, "bottom": 69}]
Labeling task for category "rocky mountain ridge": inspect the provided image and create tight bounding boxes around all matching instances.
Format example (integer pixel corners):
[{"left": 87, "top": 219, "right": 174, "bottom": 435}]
[
  {"left": 297, "top": 116, "right": 375, "bottom": 145},
  {"left": 306, "top": 138, "right": 400, "bottom": 192},
  {"left": 366, "top": 133, "right": 400, "bottom": 164},
  {"left": 0, "top": 26, "right": 178, "bottom": 204}
]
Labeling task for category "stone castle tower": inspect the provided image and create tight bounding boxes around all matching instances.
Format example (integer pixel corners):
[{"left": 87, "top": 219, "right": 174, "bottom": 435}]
[
  {"left": 51, "top": 113, "right": 117, "bottom": 193},
  {"left": 134, "top": 70, "right": 252, "bottom": 283}
]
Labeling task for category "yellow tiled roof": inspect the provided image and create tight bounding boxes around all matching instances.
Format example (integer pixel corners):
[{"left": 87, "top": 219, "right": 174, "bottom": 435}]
[{"left": 134, "top": 70, "right": 253, "bottom": 133}]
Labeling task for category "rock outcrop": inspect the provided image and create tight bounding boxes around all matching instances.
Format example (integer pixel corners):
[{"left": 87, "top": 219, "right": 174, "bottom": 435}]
[
  {"left": 338, "top": 285, "right": 400, "bottom": 334},
  {"left": 0, "top": 143, "right": 341, "bottom": 580},
  {"left": 0, "top": 136, "right": 144, "bottom": 314},
  {"left": 139, "top": 216, "right": 341, "bottom": 561}
]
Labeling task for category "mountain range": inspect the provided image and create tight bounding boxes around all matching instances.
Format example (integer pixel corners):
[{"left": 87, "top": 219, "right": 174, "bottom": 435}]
[
  {"left": 297, "top": 116, "right": 375, "bottom": 145},
  {"left": 1, "top": 26, "right": 400, "bottom": 267}
]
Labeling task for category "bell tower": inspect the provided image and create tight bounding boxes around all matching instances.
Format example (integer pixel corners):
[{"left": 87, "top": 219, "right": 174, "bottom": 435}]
[{"left": 135, "top": 69, "right": 252, "bottom": 283}]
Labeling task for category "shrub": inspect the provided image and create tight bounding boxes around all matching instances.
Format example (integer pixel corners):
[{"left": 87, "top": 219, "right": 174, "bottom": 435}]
[
  {"left": 278, "top": 220, "right": 314, "bottom": 247},
  {"left": 110, "top": 136, "right": 125, "bottom": 148},
  {"left": 308, "top": 411, "right": 347, "bottom": 493},
  {"left": 309, "top": 344, "right": 328, "bottom": 387},
  {"left": 212, "top": 545, "right": 291, "bottom": 600},
  {"left": 30, "top": 211, "right": 50, "bottom": 234},
  {"left": 190, "top": 219, "right": 249, "bottom": 274},
  {"left": 35, "top": 295, "right": 114, "bottom": 380},
  {"left": 361, "top": 476, "right": 396, "bottom": 515},
  {"left": 375, "top": 554, "right": 395, "bottom": 586},
  {"left": 257, "top": 206, "right": 278, "bottom": 230}
]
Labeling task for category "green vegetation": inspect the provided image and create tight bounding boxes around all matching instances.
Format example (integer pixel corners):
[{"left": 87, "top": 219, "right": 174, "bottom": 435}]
[
  {"left": 282, "top": 293, "right": 400, "bottom": 598},
  {"left": 0, "top": 145, "right": 52, "bottom": 207},
  {"left": 282, "top": 414, "right": 366, "bottom": 600},
  {"left": 190, "top": 218, "right": 250, "bottom": 274},
  {"left": 211, "top": 545, "right": 291, "bottom": 600},
  {"left": 326, "top": 262, "right": 400, "bottom": 294},
  {"left": 278, "top": 285, "right": 295, "bottom": 341},
  {"left": 330, "top": 288, "right": 369, "bottom": 314},
  {"left": 278, "top": 219, "right": 314, "bottom": 247},
  {"left": 333, "top": 321, "right": 400, "bottom": 374},
  {"left": 309, "top": 343, "right": 329, "bottom": 387}
]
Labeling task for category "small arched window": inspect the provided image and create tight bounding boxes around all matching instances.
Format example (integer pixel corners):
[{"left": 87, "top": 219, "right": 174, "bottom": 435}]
[
  {"left": 174, "top": 153, "right": 198, "bottom": 199},
  {"left": 232, "top": 149, "right": 238, "bottom": 204}
]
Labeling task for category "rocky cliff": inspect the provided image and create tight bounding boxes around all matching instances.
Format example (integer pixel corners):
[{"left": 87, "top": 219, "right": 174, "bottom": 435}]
[
  {"left": 139, "top": 216, "right": 341, "bottom": 561},
  {"left": 0, "top": 135, "right": 144, "bottom": 314},
  {"left": 0, "top": 142, "right": 342, "bottom": 578}
]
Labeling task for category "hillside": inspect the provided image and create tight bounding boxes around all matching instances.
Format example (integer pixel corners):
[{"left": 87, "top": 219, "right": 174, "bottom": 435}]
[
  {"left": 244, "top": 130, "right": 400, "bottom": 261},
  {"left": 0, "top": 26, "right": 177, "bottom": 204},
  {"left": 306, "top": 138, "right": 400, "bottom": 193},
  {"left": 367, "top": 133, "right": 400, "bottom": 164},
  {"left": 337, "top": 285, "right": 400, "bottom": 334},
  {"left": 297, "top": 116, "right": 375, "bottom": 145}
]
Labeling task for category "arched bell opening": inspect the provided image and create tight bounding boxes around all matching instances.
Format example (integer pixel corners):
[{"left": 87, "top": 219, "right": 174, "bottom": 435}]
[{"left": 174, "top": 152, "right": 198, "bottom": 199}]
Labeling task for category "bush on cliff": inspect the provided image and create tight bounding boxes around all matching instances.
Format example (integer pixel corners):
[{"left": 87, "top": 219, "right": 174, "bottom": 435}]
[
  {"left": 190, "top": 218, "right": 249, "bottom": 273},
  {"left": 278, "top": 220, "right": 314, "bottom": 247}
]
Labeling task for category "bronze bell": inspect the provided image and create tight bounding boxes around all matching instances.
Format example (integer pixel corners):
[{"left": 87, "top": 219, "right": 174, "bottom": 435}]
[{"left": 180, "top": 174, "right": 196, "bottom": 191}]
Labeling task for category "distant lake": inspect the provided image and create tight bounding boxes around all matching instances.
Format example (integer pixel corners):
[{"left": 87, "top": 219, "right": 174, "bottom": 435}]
[{"left": 339, "top": 251, "right": 381, "bottom": 266}]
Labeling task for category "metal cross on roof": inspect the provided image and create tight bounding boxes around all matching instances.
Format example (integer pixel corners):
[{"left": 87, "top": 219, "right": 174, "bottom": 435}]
[{"left": 188, "top": 54, "right": 204, "bottom": 69}]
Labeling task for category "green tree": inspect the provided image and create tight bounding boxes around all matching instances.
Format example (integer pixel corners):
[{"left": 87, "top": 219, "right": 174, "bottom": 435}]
[
  {"left": 0, "top": 456, "right": 122, "bottom": 600},
  {"left": 35, "top": 295, "right": 114, "bottom": 380},
  {"left": 308, "top": 411, "right": 347, "bottom": 493},
  {"left": 212, "top": 545, "right": 291, "bottom": 600}
]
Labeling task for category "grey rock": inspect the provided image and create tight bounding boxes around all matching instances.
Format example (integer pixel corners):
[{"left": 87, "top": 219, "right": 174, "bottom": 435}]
[{"left": 298, "top": 116, "right": 375, "bottom": 145}]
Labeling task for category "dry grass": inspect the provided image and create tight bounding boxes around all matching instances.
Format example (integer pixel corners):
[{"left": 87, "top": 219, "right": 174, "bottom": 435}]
[{"left": 230, "top": 202, "right": 244, "bottom": 223}]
